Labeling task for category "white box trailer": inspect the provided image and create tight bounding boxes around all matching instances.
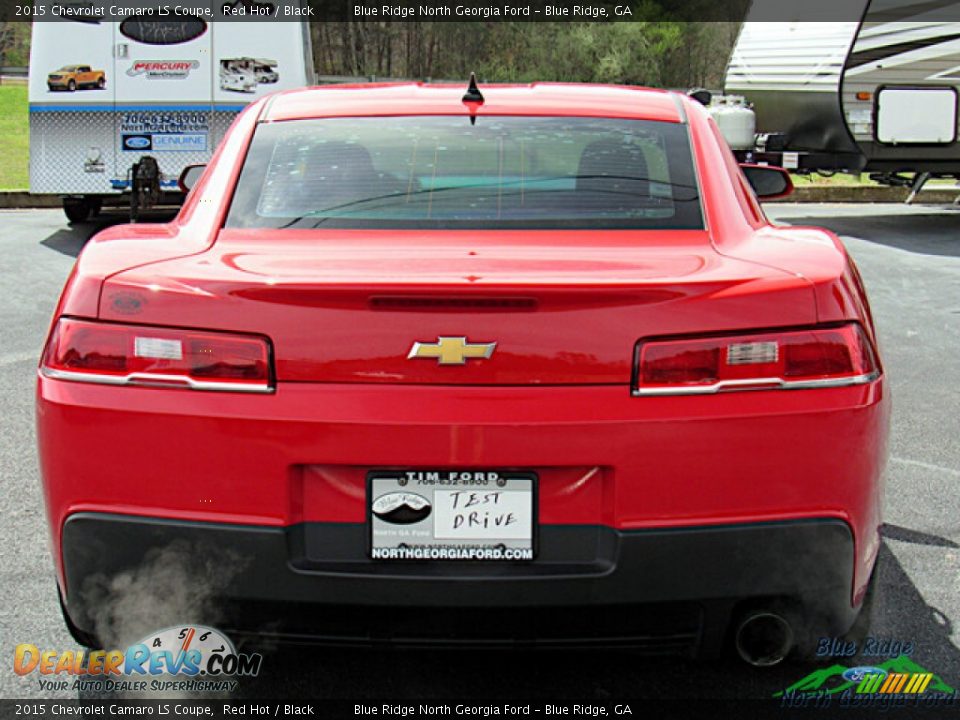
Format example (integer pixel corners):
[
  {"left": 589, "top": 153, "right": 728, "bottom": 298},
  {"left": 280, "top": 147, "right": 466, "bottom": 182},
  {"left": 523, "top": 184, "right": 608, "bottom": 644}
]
[
  {"left": 725, "top": 1, "right": 960, "bottom": 194},
  {"left": 29, "top": 15, "right": 313, "bottom": 222}
]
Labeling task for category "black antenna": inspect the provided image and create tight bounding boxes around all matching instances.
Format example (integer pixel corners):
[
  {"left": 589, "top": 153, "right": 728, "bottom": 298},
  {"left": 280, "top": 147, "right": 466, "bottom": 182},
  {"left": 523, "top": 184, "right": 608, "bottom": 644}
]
[{"left": 462, "top": 72, "right": 484, "bottom": 104}]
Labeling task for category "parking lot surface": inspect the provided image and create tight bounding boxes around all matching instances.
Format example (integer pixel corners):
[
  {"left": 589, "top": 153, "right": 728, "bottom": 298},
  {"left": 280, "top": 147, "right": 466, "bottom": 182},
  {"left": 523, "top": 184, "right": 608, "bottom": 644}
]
[{"left": 1, "top": 204, "right": 957, "bottom": 700}]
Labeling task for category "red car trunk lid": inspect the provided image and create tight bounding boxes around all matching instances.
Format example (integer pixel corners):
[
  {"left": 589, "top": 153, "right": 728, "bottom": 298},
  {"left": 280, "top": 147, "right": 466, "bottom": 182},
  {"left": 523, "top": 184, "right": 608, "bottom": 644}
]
[{"left": 98, "top": 229, "right": 816, "bottom": 385}]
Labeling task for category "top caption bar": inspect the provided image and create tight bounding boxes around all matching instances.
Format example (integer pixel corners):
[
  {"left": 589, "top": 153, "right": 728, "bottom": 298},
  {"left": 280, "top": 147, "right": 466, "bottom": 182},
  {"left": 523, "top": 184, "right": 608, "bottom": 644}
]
[{"left": 5, "top": 0, "right": 960, "bottom": 22}]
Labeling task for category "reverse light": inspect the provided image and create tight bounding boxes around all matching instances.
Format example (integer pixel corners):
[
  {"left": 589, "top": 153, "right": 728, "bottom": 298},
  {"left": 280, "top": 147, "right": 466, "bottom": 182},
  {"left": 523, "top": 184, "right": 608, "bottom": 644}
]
[
  {"left": 634, "top": 324, "right": 879, "bottom": 396},
  {"left": 40, "top": 318, "right": 272, "bottom": 393}
]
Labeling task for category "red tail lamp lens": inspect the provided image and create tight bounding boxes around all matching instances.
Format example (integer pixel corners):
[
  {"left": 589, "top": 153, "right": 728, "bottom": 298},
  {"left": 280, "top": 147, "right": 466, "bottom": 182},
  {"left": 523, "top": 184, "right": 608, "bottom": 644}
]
[
  {"left": 41, "top": 318, "right": 272, "bottom": 392},
  {"left": 637, "top": 324, "right": 878, "bottom": 394}
]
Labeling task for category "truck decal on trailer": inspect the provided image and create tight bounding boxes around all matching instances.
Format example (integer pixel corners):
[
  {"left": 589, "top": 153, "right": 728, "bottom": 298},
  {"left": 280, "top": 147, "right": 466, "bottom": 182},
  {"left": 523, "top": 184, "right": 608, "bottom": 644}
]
[{"left": 47, "top": 65, "right": 106, "bottom": 92}]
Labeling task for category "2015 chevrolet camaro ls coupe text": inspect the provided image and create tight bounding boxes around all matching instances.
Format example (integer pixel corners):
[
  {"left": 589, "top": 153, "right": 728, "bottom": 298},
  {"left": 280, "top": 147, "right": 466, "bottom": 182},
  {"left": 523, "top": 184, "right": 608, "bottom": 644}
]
[{"left": 37, "top": 82, "right": 888, "bottom": 664}]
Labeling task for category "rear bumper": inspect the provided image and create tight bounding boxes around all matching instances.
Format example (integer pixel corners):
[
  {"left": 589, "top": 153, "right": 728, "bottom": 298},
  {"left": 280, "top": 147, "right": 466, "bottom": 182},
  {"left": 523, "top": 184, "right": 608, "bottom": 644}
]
[
  {"left": 62, "top": 512, "right": 859, "bottom": 650},
  {"left": 38, "top": 377, "right": 888, "bottom": 647}
]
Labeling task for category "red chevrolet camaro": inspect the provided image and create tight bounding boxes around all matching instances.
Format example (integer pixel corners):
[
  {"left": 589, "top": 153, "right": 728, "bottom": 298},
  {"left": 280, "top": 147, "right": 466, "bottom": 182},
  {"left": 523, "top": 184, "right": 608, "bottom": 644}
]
[{"left": 37, "top": 82, "right": 888, "bottom": 665}]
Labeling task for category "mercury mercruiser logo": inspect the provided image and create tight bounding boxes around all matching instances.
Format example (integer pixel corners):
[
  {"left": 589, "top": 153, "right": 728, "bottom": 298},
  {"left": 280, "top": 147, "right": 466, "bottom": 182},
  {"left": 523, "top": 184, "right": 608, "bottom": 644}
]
[{"left": 127, "top": 61, "right": 200, "bottom": 80}]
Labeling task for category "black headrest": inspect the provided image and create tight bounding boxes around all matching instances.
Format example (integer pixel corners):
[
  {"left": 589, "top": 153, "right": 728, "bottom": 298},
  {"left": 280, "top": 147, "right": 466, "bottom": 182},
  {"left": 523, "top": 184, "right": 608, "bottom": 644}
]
[
  {"left": 304, "top": 142, "right": 377, "bottom": 178},
  {"left": 576, "top": 140, "right": 649, "bottom": 196}
]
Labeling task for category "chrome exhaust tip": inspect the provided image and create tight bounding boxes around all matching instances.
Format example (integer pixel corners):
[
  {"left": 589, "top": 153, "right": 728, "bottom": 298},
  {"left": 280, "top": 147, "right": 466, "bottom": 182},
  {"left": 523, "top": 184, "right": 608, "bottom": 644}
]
[{"left": 734, "top": 611, "right": 794, "bottom": 667}]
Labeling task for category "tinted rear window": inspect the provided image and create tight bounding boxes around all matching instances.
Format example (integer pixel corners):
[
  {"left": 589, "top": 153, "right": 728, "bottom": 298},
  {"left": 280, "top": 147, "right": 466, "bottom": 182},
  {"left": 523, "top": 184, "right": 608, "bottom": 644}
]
[{"left": 226, "top": 116, "right": 702, "bottom": 230}]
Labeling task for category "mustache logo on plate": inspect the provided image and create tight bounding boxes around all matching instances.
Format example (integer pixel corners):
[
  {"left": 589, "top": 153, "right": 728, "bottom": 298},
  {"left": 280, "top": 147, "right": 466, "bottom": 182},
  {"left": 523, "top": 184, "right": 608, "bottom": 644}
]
[{"left": 372, "top": 492, "right": 432, "bottom": 525}]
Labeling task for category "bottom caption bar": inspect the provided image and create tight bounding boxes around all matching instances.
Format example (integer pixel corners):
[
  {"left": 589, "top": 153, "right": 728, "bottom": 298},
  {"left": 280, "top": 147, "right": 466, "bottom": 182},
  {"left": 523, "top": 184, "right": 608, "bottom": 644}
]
[{"left": 4, "top": 699, "right": 960, "bottom": 719}]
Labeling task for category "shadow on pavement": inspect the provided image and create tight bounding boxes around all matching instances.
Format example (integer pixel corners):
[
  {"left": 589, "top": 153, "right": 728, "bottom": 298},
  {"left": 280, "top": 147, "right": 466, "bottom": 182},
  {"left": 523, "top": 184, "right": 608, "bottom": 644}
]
[
  {"left": 225, "top": 541, "right": 960, "bottom": 701},
  {"left": 872, "top": 533, "right": 960, "bottom": 677},
  {"left": 882, "top": 524, "right": 959, "bottom": 550},
  {"left": 779, "top": 212, "right": 960, "bottom": 258},
  {"left": 40, "top": 209, "right": 179, "bottom": 259}
]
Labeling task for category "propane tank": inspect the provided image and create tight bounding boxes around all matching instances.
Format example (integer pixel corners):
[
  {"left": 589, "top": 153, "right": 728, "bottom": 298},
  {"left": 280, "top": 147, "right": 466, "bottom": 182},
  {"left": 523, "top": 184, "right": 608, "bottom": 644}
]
[{"left": 708, "top": 96, "right": 757, "bottom": 151}]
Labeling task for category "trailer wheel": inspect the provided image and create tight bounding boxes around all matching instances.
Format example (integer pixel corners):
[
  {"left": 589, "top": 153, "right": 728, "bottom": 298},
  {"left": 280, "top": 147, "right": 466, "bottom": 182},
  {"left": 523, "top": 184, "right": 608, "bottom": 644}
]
[
  {"left": 67, "top": 80, "right": 76, "bottom": 92},
  {"left": 63, "top": 198, "right": 91, "bottom": 224}
]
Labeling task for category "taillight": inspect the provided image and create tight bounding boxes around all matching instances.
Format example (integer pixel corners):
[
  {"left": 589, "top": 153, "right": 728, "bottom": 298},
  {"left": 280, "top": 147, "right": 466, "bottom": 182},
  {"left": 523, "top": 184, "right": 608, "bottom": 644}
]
[
  {"left": 634, "top": 324, "right": 879, "bottom": 396},
  {"left": 40, "top": 318, "right": 272, "bottom": 393}
]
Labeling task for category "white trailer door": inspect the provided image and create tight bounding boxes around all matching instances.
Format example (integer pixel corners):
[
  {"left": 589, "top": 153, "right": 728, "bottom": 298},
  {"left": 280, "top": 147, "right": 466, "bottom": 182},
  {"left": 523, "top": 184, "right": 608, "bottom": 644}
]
[
  {"left": 28, "top": 21, "right": 117, "bottom": 195},
  {"left": 111, "top": 6, "right": 215, "bottom": 190}
]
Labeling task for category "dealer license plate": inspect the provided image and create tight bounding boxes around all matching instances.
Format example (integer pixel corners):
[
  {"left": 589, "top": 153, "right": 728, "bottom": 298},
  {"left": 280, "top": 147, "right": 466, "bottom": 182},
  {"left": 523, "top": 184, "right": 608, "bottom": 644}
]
[{"left": 368, "top": 469, "right": 536, "bottom": 561}]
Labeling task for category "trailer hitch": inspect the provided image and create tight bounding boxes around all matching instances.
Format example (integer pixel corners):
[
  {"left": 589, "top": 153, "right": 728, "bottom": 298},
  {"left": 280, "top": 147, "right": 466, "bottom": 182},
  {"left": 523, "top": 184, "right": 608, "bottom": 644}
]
[{"left": 129, "top": 156, "right": 161, "bottom": 222}]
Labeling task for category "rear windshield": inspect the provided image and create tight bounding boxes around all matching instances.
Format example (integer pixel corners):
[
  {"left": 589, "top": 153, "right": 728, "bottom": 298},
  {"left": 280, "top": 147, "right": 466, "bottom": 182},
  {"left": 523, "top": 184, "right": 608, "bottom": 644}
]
[{"left": 226, "top": 116, "right": 702, "bottom": 230}]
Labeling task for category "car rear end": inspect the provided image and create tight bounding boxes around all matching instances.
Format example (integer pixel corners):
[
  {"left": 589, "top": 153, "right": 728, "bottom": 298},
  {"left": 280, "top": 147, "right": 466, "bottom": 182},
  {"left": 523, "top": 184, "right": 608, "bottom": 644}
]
[{"left": 37, "top": 85, "right": 888, "bottom": 657}]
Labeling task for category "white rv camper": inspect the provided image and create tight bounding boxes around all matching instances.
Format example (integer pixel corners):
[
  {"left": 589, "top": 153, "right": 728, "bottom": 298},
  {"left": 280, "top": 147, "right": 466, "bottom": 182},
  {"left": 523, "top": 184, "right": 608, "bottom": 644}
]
[
  {"left": 726, "top": 3, "right": 960, "bottom": 194},
  {"left": 29, "top": 17, "right": 313, "bottom": 222}
]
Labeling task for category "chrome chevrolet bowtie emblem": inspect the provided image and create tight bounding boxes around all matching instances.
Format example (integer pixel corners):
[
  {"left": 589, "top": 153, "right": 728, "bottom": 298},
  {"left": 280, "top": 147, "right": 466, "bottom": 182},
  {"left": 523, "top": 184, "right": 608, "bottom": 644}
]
[{"left": 407, "top": 337, "right": 497, "bottom": 365}]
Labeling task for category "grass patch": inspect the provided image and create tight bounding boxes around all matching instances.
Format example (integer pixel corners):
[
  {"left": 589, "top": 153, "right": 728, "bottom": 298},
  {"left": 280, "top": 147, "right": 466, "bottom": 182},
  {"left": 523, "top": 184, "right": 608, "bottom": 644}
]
[
  {"left": 791, "top": 172, "right": 874, "bottom": 186},
  {"left": 791, "top": 171, "right": 956, "bottom": 187},
  {"left": 0, "top": 84, "right": 29, "bottom": 190}
]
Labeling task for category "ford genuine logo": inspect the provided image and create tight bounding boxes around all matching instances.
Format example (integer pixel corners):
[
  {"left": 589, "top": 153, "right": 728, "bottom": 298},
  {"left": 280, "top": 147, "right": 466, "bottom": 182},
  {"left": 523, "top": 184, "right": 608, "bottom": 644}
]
[
  {"left": 372, "top": 492, "right": 432, "bottom": 525},
  {"left": 842, "top": 666, "right": 888, "bottom": 683},
  {"left": 124, "top": 136, "right": 151, "bottom": 149}
]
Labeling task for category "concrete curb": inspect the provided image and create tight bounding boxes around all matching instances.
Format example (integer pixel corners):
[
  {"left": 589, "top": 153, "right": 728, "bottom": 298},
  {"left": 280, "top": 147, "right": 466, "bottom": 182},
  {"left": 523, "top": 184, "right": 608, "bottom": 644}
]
[
  {"left": 1, "top": 186, "right": 958, "bottom": 209},
  {"left": 0, "top": 192, "right": 63, "bottom": 209}
]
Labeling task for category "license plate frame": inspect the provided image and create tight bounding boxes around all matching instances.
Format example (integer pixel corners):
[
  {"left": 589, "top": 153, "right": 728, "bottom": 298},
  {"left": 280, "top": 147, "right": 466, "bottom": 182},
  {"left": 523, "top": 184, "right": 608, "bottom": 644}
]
[{"left": 367, "top": 469, "right": 537, "bottom": 562}]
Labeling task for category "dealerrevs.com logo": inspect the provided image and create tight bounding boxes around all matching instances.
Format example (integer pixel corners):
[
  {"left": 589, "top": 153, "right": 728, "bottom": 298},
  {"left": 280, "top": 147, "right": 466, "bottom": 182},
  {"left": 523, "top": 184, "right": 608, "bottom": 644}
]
[
  {"left": 14, "top": 625, "right": 262, "bottom": 694},
  {"left": 126, "top": 61, "right": 200, "bottom": 79}
]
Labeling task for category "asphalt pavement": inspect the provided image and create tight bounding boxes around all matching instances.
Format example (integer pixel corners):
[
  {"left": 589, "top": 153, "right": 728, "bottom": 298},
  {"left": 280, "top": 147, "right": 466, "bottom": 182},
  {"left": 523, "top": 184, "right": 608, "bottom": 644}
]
[{"left": 0, "top": 204, "right": 958, "bottom": 702}]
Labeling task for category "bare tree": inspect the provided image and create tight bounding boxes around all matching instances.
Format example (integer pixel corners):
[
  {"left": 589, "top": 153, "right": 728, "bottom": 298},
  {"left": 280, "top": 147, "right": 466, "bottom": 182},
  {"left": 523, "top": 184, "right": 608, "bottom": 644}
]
[
  {"left": 0, "top": 22, "right": 15, "bottom": 66},
  {"left": 309, "top": 20, "right": 740, "bottom": 88}
]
